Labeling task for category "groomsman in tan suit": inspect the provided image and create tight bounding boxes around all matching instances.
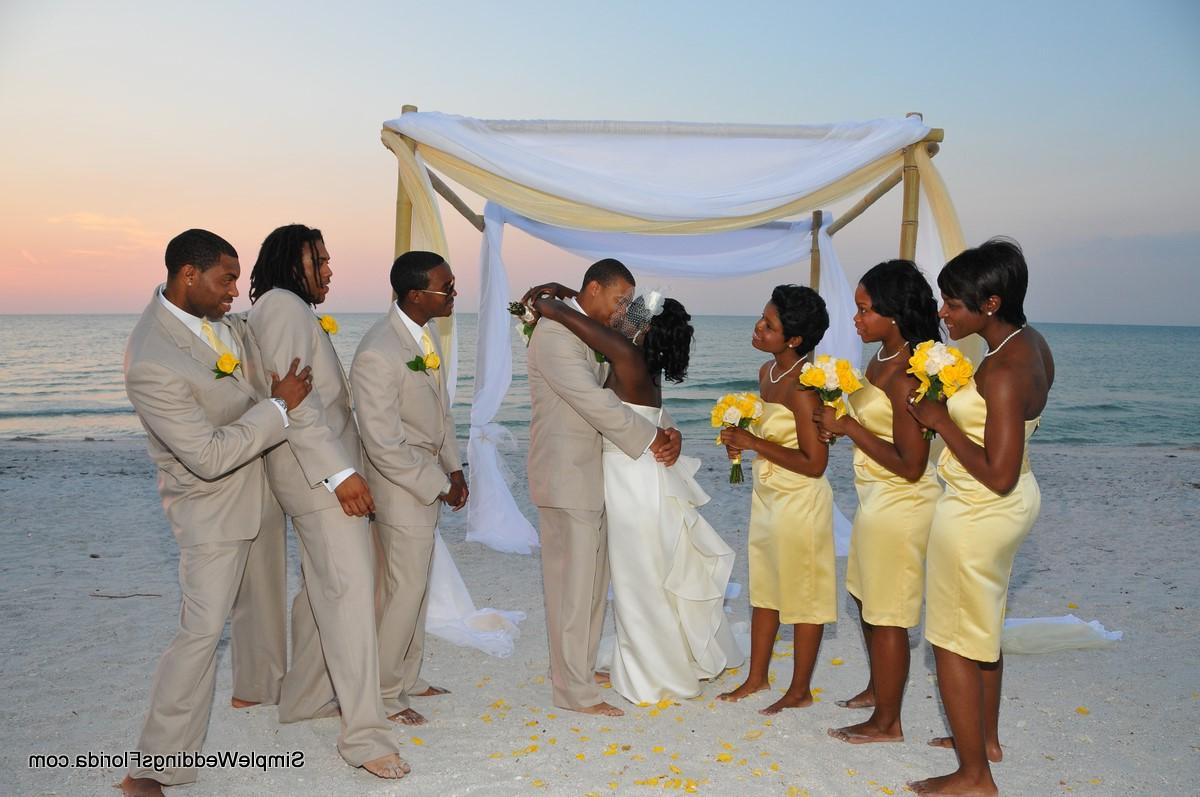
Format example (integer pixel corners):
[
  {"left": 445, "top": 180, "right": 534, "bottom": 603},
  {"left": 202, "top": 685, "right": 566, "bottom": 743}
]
[
  {"left": 351, "top": 251, "right": 466, "bottom": 727},
  {"left": 120, "top": 229, "right": 311, "bottom": 797},
  {"left": 245, "top": 224, "right": 407, "bottom": 780},
  {"left": 525, "top": 259, "right": 681, "bottom": 716}
]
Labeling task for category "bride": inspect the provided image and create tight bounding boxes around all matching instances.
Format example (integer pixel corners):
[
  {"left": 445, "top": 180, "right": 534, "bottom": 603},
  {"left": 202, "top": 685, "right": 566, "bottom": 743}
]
[{"left": 531, "top": 287, "right": 744, "bottom": 703}]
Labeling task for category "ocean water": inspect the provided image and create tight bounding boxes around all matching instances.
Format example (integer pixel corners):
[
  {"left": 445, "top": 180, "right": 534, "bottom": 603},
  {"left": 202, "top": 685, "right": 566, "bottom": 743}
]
[{"left": 0, "top": 314, "right": 1196, "bottom": 448}]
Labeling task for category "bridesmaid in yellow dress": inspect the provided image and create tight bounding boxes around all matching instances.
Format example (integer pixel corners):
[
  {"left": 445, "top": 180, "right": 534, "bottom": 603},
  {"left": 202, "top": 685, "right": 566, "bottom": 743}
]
[
  {"left": 716, "top": 285, "right": 834, "bottom": 715},
  {"left": 813, "top": 259, "right": 942, "bottom": 744},
  {"left": 906, "top": 238, "right": 1054, "bottom": 797}
]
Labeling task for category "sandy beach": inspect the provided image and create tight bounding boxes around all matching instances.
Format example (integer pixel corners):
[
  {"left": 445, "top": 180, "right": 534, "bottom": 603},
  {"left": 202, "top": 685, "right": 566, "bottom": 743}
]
[{"left": 2, "top": 436, "right": 1196, "bottom": 796}]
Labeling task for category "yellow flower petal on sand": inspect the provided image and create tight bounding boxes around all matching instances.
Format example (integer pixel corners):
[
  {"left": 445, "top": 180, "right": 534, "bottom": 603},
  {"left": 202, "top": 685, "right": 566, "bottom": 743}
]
[
  {"left": 488, "top": 752, "right": 503, "bottom": 759},
  {"left": 831, "top": 658, "right": 844, "bottom": 666},
  {"left": 1089, "top": 778, "right": 1103, "bottom": 785},
  {"left": 410, "top": 737, "right": 424, "bottom": 746},
  {"left": 547, "top": 738, "right": 557, "bottom": 745},
  {"left": 744, "top": 730, "right": 763, "bottom": 740},
  {"left": 608, "top": 782, "right": 619, "bottom": 790},
  {"left": 576, "top": 752, "right": 586, "bottom": 760},
  {"left": 670, "top": 765, "right": 682, "bottom": 774},
  {"left": 545, "top": 713, "right": 557, "bottom": 719},
  {"left": 720, "top": 741, "right": 734, "bottom": 750},
  {"left": 652, "top": 745, "right": 665, "bottom": 753},
  {"left": 881, "top": 788, "right": 896, "bottom": 795},
  {"left": 480, "top": 714, "right": 492, "bottom": 723},
  {"left": 1067, "top": 602, "right": 1079, "bottom": 609},
  {"left": 525, "top": 720, "right": 539, "bottom": 727},
  {"left": 716, "top": 753, "right": 733, "bottom": 762},
  {"left": 846, "top": 768, "right": 857, "bottom": 776},
  {"left": 770, "top": 762, "right": 781, "bottom": 772},
  {"left": 655, "top": 698, "right": 674, "bottom": 710},
  {"left": 1076, "top": 706, "right": 1090, "bottom": 715},
  {"left": 531, "top": 779, "right": 546, "bottom": 788},
  {"left": 674, "top": 716, "right": 684, "bottom": 723}
]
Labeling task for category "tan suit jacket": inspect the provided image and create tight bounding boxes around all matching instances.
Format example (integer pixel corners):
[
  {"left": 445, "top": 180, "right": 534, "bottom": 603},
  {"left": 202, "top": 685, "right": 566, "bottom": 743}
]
[
  {"left": 123, "top": 290, "right": 289, "bottom": 784},
  {"left": 350, "top": 310, "right": 461, "bottom": 527},
  {"left": 124, "top": 292, "right": 287, "bottom": 546},
  {"left": 246, "top": 288, "right": 361, "bottom": 514},
  {"left": 527, "top": 318, "right": 656, "bottom": 510}
]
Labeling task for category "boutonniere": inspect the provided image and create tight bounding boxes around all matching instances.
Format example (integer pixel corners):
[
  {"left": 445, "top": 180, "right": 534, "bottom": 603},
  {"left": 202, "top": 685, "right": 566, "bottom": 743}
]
[
  {"left": 407, "top": 352, "right": 441, "bottom": 372},
  {"left": 213, "top": 352, "right": 241, "bottom": 380},
  {"left": 318, "top": 314, "right": 338, "bottom": 335}
]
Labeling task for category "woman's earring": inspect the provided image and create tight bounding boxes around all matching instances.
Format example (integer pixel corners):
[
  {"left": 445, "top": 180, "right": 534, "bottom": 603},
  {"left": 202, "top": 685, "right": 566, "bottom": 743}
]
[
  {"left": 891, "top": 319, "right": 897, "bottom": 325},
  {"left": 987, "top": 311, "right": 993, "bottom": 316}
]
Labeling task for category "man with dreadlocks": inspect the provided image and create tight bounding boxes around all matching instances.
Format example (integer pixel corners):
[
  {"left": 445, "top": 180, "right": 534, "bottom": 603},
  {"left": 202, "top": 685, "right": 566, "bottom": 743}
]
[{"left": 246, "top": 224, "right": 407, "bottom": 780}]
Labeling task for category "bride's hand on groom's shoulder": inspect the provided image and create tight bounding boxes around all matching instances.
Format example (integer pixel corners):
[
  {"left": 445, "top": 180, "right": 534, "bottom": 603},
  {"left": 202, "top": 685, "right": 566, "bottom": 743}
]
[
  {"left": 521, "top": 281, "right": 577, "bottom": 307},
  {"left": 650, "top": 427, "right": 682, "bottom": 466}
]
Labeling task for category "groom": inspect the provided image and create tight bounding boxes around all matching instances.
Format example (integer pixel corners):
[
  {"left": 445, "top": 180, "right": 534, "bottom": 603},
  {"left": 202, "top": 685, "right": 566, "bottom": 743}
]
[{"left": 525, "top": 258, "right": 681, "bottom": 716}]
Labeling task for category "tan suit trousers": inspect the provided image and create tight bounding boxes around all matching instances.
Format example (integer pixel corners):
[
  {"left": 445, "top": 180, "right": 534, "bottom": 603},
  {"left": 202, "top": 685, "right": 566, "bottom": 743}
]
[
  {"left": 375, "top": 520, "right": 436, "bottom": 715},
  {"left": 130, "top": 539, "right": 253, "bottom": 784},
  {"left": 538, "top": 506, "right": 609, "bottom": 710},
  {"left": 277, "top": 506, "right": 397, "bottom": 766},
  {"left": 229, "top": 501, "right": 287, "bottom": 704}
]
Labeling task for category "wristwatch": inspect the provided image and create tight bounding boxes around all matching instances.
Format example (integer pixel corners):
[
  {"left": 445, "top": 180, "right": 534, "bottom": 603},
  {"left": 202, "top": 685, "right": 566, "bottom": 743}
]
[{"left": 270, "top": 397, "right": 288, "bottom": 414}]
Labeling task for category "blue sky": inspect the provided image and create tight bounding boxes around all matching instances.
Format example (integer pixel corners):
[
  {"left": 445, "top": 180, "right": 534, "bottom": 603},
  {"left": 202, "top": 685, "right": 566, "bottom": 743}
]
[{"left": 1, "top": 0, "right": 1197, "bottom": 323}]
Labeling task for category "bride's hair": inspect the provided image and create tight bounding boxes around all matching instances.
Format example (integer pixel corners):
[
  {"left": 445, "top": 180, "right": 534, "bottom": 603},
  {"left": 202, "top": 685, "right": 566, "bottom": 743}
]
[{"left": 642, "top": 298, "right": 693, "bottom": 384}]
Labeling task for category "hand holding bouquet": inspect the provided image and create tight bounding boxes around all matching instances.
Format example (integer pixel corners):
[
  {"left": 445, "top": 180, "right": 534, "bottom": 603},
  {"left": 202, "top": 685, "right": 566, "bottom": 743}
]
[
  {"left": 798, "top": 355, "right": 863, "bottom": 442},
  {"left": 508, "top": 301, "right": 537, "bottom": 346},
  {"left": 906, "top": 341, "right": 973, "bottom": 439},
  {"left": 711, "top": 392, "right": 764, "bottom": 483}
]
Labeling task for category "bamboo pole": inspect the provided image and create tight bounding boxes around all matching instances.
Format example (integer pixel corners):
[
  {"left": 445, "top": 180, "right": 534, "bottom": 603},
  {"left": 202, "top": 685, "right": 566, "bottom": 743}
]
[
  {"left": 393, "top": 103, "right": 418, "bottom": 258},
  {"left": 808, "top": 210, "right": 822, "bottom": 293},
  {"left": 428, "top": 171, "right": 485, "bottom": 232},
  {"left": 898, "top": 112, "right": 923, "bottom": 260},
  {"left": 827, "top": 142, "right": 939, "bottom": 237}
]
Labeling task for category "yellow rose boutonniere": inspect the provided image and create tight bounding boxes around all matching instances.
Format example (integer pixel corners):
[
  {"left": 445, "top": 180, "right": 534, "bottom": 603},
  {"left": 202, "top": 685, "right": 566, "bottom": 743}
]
[
  {"left": 319, "top": 314, "right": 338, "bottom": 335},
  {"left": 406, "top": 353, "right": 441, "bottom": 372},
  {"left": 212, "top": 352, "right": 241, "bottom": 380}
]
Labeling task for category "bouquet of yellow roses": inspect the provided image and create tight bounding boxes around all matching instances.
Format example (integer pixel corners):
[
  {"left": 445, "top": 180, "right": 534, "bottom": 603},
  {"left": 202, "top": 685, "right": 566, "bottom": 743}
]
[
  {"left": 711, "top": 391, "right": 764, "bottom": 483},
  {"left": 798, "top": 355, "right": 864, "bottom": 441},
  {"left": 906, "top": 340, "right": 973, "bottom": 439}
]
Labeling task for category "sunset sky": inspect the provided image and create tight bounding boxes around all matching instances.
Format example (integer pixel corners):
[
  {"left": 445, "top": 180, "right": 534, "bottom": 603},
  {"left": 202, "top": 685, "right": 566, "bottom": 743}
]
[{"left": 1, "top": 1, "right": 1197, "bottom": 324}]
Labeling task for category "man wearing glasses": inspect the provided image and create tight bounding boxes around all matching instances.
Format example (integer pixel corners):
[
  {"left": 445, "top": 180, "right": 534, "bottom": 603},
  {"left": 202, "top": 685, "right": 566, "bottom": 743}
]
[{"left": 351, "top": 250, "right": 467, "bottom": 726}]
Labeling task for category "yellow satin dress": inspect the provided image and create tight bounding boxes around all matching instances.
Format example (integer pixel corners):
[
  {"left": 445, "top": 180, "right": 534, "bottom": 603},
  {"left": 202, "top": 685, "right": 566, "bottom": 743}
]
[
  {"left": 924, "top": 381, "right": 1042, "bottom": 662},
  {"left": 747, "top": 401, "right": 836, "bottom": 625},
  {"left": 845, "top": 380, "right": 942, "bottom": 628}
]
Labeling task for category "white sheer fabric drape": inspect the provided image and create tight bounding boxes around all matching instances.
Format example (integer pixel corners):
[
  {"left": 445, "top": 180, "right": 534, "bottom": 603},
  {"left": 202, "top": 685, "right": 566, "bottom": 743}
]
[
  {"left": 385, "top": 114, "right": 930, "bottom": 222},
  {"left": 467, "top": 203, "right": 857, "bottom": 555}
]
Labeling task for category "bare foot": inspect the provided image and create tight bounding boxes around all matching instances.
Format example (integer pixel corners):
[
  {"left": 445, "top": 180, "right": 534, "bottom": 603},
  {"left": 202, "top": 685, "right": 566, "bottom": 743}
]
[
  {"left": 388, "top": 708, "right": 427, "bottom": 726},
  {"left": 716, "top": 679, "right": 769, "bottom": 702},
  {"left": 928, "top": 736, "right": 1003, "bottom": 763},
  {"left": 412, "top": 685, "right": 450, "bottom": 697},
  {"left": 835, "top": 686, "right": 874, "bottom": 709},
  {"left": 593, "top": 672, "right": 611, "bottom": 685},
  {"left": 230, "top": 697, "right": 260, "bottom": 709},
  {"left": 572, "top": 701, "right": 624, "bottom": 717},
  {"left": 827, "top": 720, "right": 903, "bottom": 744},
  {"left": 907, "top": 771, "right": 997, "bottom": 796},
  {"left": 117, "top": 776, "right": 164, "bottom": 797},
  {"left": 759, "top": 691, "right": 813, "bottom": 715},
  {"left": 363, "top": 753, "right": 410, "bottom": 780}
]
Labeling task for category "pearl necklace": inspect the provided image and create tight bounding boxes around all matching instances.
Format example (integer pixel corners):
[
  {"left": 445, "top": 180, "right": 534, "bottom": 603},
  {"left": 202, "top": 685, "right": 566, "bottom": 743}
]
[
  {"left": 875, "top": 341, "right": 908, "bottom": 362},
  {"left": 982, "top": 325, "right": 1027, "bottom": 359},
  {"left": 768, "top": 358, "right": 803, "bottom": 384}
]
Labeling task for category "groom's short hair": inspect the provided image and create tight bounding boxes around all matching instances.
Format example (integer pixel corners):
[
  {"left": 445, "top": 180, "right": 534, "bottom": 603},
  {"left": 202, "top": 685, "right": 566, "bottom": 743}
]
[
  {"left": 581, "top": 258, "right": 635, "bottom": 291},
  {"left": 165, "top": 229, "right": 237, "bottom": 276},
  {"left": 391, "top": 250, "right": 446, "bottom": 302}
]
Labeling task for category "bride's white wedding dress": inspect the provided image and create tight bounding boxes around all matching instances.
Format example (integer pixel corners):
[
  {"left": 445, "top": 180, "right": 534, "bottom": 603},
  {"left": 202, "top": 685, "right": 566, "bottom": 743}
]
[{"left": 600, "top": 402, "right": 744, "bottom": 703}]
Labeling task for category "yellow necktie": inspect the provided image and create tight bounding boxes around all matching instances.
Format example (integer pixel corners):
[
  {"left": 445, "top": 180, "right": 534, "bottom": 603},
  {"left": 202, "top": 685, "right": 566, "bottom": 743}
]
[
  {"left": 200, "top": 319, "right": 234, "bottom": 357},
  {"left": 420, "top": 329, "right": 436, "bottom": 358}
]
